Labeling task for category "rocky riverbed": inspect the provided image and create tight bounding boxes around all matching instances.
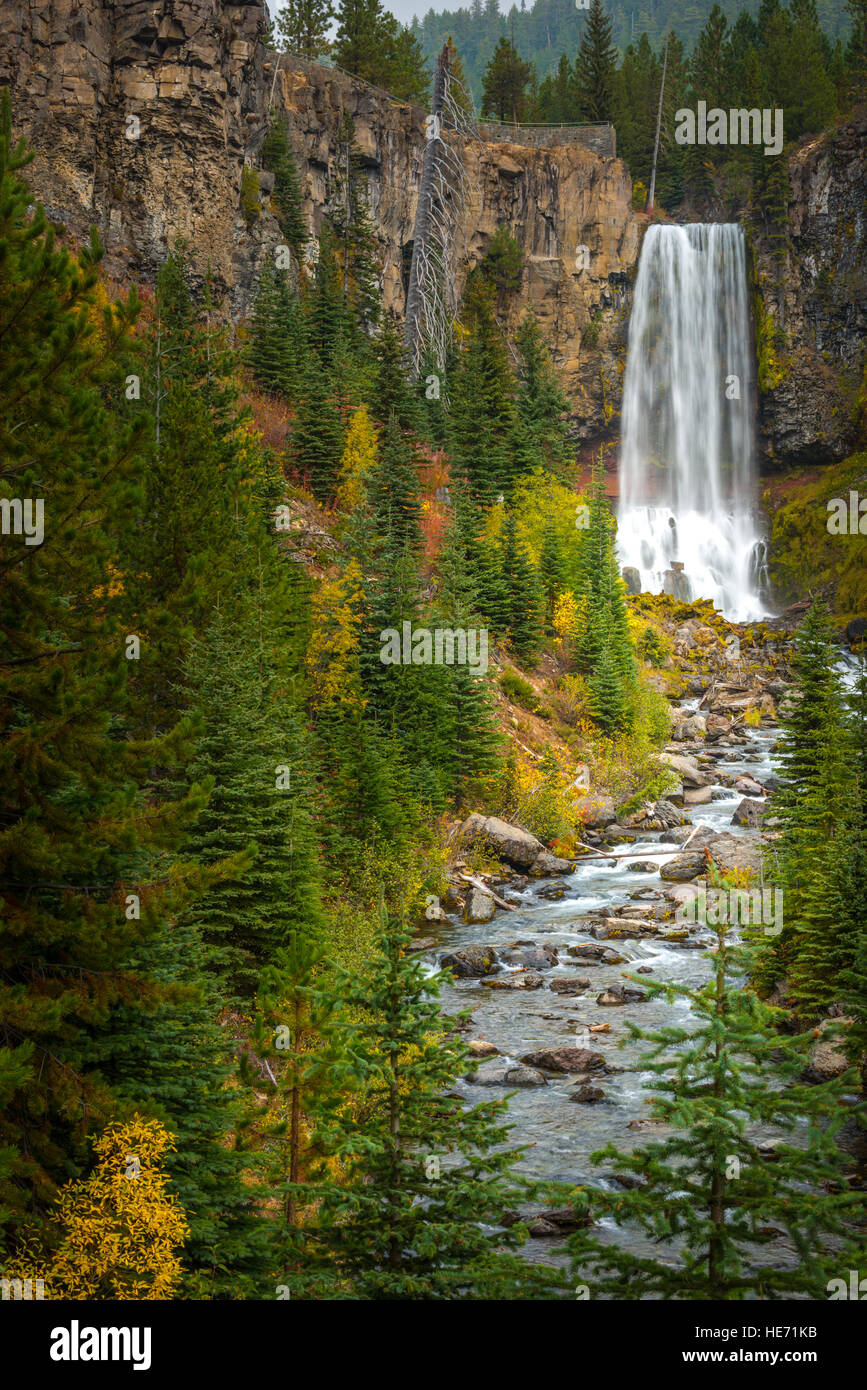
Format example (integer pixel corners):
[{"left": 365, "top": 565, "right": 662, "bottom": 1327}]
[{"left": 419, "top": 705, "right": 853, "bottom": 1270}]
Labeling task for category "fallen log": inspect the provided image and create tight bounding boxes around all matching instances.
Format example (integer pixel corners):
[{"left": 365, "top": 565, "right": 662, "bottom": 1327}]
[{"left": 457, "top": 873, "right": 519, "bottom": 912}]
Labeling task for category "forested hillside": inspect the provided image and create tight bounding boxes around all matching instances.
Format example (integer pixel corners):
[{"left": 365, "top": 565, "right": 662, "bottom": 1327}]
[
  {"left": 408, "top": 0, "right": 852, "bottom": 97},
  {"left": 1, "top": 0, "right": 866, "bottom": 1329}
]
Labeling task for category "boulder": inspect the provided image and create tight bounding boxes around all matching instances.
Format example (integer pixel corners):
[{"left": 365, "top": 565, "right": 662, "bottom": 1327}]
[
  {"left": 705, "top": 713, "right": 732, "bottom": 739},
  {"left": 735, "top": 776, "right": 764, "bottom": 796},
  {"left": 731, "top": 797, "right": 769, "bottom": 828},
  {"left": 529, "top": 850, "right": 576, "bottom": 877},
  {"left": 673, "top": 714, "right": 707, "bottom": 741},
  {"left": 480, "top": 971, "right": 545, "bottom": 991},
  {"left": 803, "top": 1020, "right": 852, "bottom": 1083},
  {"left": 596, "top": 982, "right": 648, "bottom": 1006},
  {"left": 528, "top": 1218, "right": 560, "bottom": 1237},
  {"left": 591, "top": 919, "right": 656, "bottom": 940},
  {"left": 622, "top": 565, "right": 641, "bottom": 595},
  {"left": 627, "top": 860, "right": 658, "bottom": 872},
  {"left": 408, "top": 936, "right": 436, "bottom": 952},
  {"left": 514, "top": 944, "right": 559, "bottom": 970},
  {"left": 520, "top": 1047, "right": 606, "bottom": 1073},
  {"left": 666, "top": 826, "right": 695, "bottom": 845},
  {"left": 658, "top": 751, "right": 712, "bottom": 788},
  {"left": 467, "top": 1039, "right": 499, "bottom": 1058},
  {"left": 549, "top": 976, "right": 591, "bottom": 995},
  {"left": 537, "top": 1206, "right": 591, "bottom": 1231},
  {"left": 659, "top": 854, "right": 705, "bottom": 881},
  {"left": 654, "top": 799, "right": 686, "bottom": 828},
  {"left": 571, "top": 1085, "right": 606, "bottom": 1103},
  {"left": 684, "top": 785, "right": 713, "bottom": 806},
  {"left": 566, "top": 943, "right": 627, "bottom": 965},
  {"left": 705, "top": 832, "right": 761, "bottom": 875},
  {"left": 464, "top": 886, "right": 496, "bottom": 923},
  {"left": 440, "top": 945, "right": 499, "bottom": 978},
  {"left": 468, "top": 1059, "right": 548, "bottom": 1087},
  {"left": 846, "top": 616, "right": 867, "bottom": 648},
  {"left": 458, "top": 813, "right": 544, "bottom": 869}
]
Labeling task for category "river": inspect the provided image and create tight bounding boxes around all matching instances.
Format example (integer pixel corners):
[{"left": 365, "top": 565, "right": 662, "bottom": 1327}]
[{"left": 425, "top": 710, "right": 803, "bottom": 1275}]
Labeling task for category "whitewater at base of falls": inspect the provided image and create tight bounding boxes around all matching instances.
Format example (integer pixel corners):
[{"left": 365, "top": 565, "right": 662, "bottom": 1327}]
[
  {"left": 617, "top": 506, "right": 769, "bottom": 623},
  {"left": 617, "top": 222, "right": 769, "bottom": 624}
]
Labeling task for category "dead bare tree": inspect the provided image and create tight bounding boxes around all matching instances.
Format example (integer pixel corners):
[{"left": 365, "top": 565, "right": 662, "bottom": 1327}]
[{"left": 404, "top": 42, "right": 478, "bottom": 380}]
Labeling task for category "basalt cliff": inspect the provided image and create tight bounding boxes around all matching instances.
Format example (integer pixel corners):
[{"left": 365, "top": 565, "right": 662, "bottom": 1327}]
[{"left": 1, "top": 0, "right": 864, "bottom": 468}]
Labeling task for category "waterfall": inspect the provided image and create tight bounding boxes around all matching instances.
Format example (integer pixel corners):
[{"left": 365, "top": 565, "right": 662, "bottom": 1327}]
[{"left": 617, "top": 223, "right": 768, "bottom": 622}]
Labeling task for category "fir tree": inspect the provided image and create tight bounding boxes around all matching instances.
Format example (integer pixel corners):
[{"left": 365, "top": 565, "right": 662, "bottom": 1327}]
[
  {"left": 262, "top": 114, "right": 309, "bottom": 258},
  {"left": 480, "top": 37, "right": 534, "bottom": 121},
  {"left": 245, "top": 263, "right": 307, "bottom": 398},
  {"left": 368, "top": 412, "right": 422, "bottom": 551},
  {"left": 498, "top": 509, "right": 543, "bottom": 665},
  {"left": 291, "top": 356, "right": 345, "bottom": 502},
  {"left": 575, "top": 0, "right": 618, "bottom": 121},
  {"left": 449, "top": 280, "right": 519, "bottom": 502},
  {"left": 277, "top": 0, "right": 335, "bottom": 60},
  {"left": 838, "top": 667, "right": 867, "bottom": 1094},
  {"left": 0, "top": 93, "right": 202, "bottom": 1244},
  {"left": 292, "top": 908, "right": 567, "bottom": 1299},
  {"left": 568, "top": 923, "right": 863, "bottom": 1299},
  {"left": 515, "top": 312, "right": 570, "bottom": 472},
  {"left": 183, "top": 577, "right": 324, "bottom": 1003},
  {"left": 760, "top": 601, "right": 847, "bottom": 1001}
]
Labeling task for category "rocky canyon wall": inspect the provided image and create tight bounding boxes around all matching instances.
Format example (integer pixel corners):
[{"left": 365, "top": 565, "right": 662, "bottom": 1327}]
[
  {"left": 0, "top": 0, "right": 638, "bottom": 447},
  {"left": 0, "top": 0, "right": 863, "bottom": 468},
  {"left": 753, "top": 114, "right": 867, "bottom": 470}
]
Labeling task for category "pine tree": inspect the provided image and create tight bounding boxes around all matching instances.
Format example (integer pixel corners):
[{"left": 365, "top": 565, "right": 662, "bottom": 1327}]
[
  {"left": 538, "top": 521, "right": 569, "bottom": 633},
  {"left": 333, "top": 0, "right": 389, "bottom": 83},
  {"left": 262, "top": 114, "right": 309, "bottom": 258},
  {"left": 573, "top": 452, "right": 636, "bottom": 723},
  {"left": 371, "top": 315, "right": 424, "bottom": 433},
  {"left": 277, "top": 0, "right": 335, "bottom": 60},
  {"left": 449, "top": 280, "right": 519, "bottom": 502},
  {"left": 575, "top": 0, "right": 618, "bottom": 121},
  {"left": 0, "top": 93, "right": 202, "bottom": 1246},
  {"left": 838, "top": 668, "right": 867, "bottom": 1094},
  {"left": 515, "top": 312, "right": 570, "bottom": 472},
  {"left": 245, "top": 263, "right": 307, "bottom": 398},
  {"left": 183, "top": 577, "right": 324, "bottom": 1004},
  {"left": 568, "top": 923, "right": 863, "bottom": 1299},
  {"left": 291, "top": 908, "right": 567, "bottom": 1299},
  {"left": 368, "top": 412, "right": 422, "bottom": 550},
  {"left": 305, "top": 224, "right": 348, "bottom": 367},
  {"left": 760, "top": 601, "right": 847, "bottom": 1000},
  {"left": 480, "top": 37, "right": 534, "bottom": 121},
  {"left": 125, "top": 244, "right": 249, "bottom": 733},
  {"left": 291, "top": 356, "right": 345, "bottom": 502},
  {"left": 498, "top": 509, "right": 543, "bottom": 665}
]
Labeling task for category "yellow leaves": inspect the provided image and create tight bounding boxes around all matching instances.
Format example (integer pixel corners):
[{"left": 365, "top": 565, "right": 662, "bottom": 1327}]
[
  {"left": 552, "top": 590, "right": 579, "bottom": 641},
  {"left": 306, "top": 559, "right": 367, "bottom": 712},
  {"left": 11, "top": 1116, "right": 190, "bottom": 1301},
  {"left": 336, "top": 404, "right": 377, "bottom": 514}
]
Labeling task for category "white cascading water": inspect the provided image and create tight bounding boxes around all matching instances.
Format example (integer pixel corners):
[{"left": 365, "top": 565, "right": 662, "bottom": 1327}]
[{"left": 617, "top": 223, "right": 768, "bottom": 622}]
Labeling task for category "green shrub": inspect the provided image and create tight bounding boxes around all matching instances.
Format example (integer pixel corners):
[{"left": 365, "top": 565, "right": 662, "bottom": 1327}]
[
  {"left": 240, "top": 165, "right": 260, "bottom": 229},
  {"left": 500, "top": 668, "right": 543, "bottom": 713}
]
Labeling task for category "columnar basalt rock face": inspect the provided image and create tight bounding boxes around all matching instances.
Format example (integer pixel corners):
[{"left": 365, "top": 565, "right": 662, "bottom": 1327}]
[
  {"left": 1, "top": 0, "right": 268, "bottom": 295},
  {"left": 268, "top": 57, "right": 639, "bottom": 440},
  {"left": 0, "top": 5, "right": 639, "bottom": 445},
  {"left": 755, "top": 116, "right": 867, "bottom": 469}
]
